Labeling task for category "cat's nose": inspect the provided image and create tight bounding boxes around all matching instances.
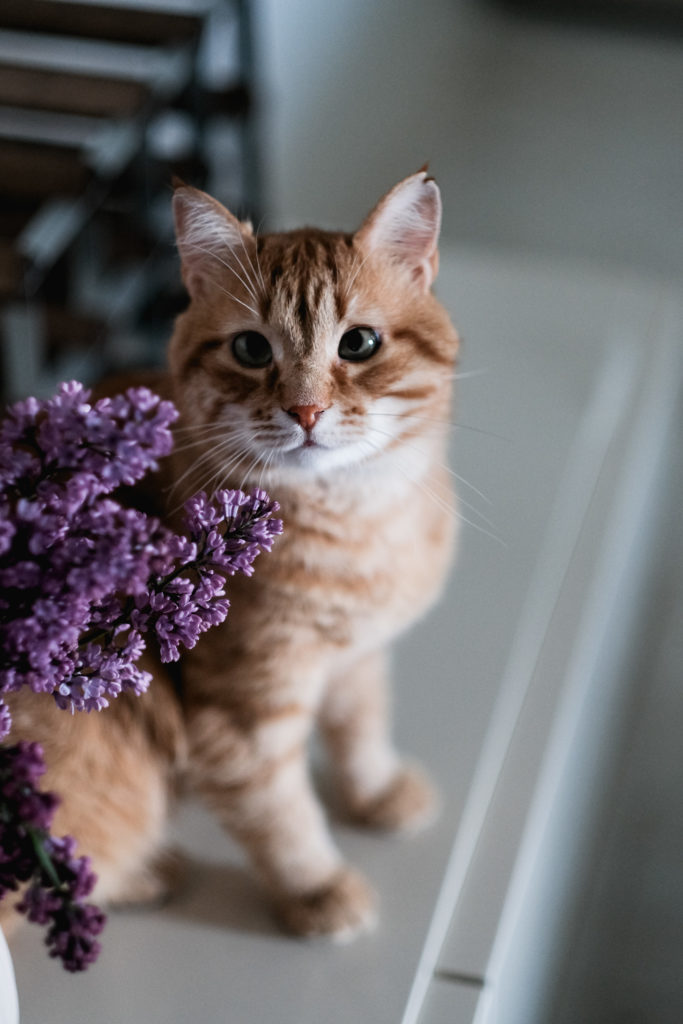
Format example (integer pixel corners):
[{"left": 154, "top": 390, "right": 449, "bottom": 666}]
[{"left": 285, "top": 404, "right": 327, "bottom": 431}]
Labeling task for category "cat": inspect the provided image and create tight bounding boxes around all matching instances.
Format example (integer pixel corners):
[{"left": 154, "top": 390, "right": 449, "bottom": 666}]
[{"left": 3, "top": 169, "right": 460, "bottom": 941}]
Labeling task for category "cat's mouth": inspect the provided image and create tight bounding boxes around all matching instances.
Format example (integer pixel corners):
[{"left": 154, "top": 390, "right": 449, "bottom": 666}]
[
  {"left": 277, "top": 435, "right": 343, "bottom": 469},
  {"left": 273, "top": 423, "right": 374, "bottom": 472}
]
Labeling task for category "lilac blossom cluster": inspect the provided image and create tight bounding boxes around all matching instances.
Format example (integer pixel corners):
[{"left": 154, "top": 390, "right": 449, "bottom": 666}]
[
  {"left": 0, "top": 741, "right": 105, "bottom": 972},
  {"left": 0, "top": 381, "right": 177, "bottom": 733},
  {"left": 0, "top": 380, "right": 282, "bottom": 969},
  {"left": 0, "top": 381, "right": 282, "bottom": 736}
]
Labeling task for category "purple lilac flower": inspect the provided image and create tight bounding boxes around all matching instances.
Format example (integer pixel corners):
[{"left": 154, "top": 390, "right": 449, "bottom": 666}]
[
  {"left": 0, "top": 743, "right": 105, "bottom": 971},
  {"left": 0, "top": 383, "right": 175, "bottom": 722},
  {"left": 0, "top": 742, "right": 59, "bottom": 900},
  {"left": 1, "top": 384, "right": 282, "bottom": 730},
  {"left": 0, "top": 701, "right": 10, "bottom": 741},
  {"left": 141, "top": 488, "right": 282, "bottom": 661},
  {"left": 1, "top": 381, "right": 282, "bottom": 970}
]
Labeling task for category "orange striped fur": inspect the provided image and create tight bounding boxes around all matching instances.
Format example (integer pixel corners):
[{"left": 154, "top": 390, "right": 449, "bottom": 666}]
[{"left": 2, "top": 172, "right": 459, "bottom": 940}]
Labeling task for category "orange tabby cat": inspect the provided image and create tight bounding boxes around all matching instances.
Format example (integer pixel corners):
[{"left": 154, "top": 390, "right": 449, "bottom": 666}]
[{"left": 3, "top": 170, "right": 459, "bottom": 940}]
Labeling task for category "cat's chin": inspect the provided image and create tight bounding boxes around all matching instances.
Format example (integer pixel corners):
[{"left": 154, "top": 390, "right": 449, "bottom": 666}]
[{"left": 272, "top": 441, "right": 372, "bottom": 478}]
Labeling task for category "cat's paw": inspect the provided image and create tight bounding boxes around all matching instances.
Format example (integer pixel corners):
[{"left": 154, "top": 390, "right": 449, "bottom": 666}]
[
  {"left": 108, "top": 848, "right": 187, "bottom": 909},
  {"left": 350, "top": 763, "right": 439, "bottom": 834},
  {"left": 273, "top": 867, "right": 377, "bottom": 942}
]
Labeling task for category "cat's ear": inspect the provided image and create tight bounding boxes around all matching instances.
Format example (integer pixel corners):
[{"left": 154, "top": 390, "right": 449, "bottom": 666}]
[
  {"left": 354, "top": 169, "right": 442, "bottom": 292},
  {"left": 172, "top": 183, "right": 254, "bottom": 299}
]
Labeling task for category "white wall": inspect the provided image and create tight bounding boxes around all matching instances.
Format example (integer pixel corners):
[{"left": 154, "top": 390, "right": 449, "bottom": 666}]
[
  {"left": 254, "top": 0, "right": 477, "bottom": 234},
  {"left": 253, "top": 0, "right": 683, "bottom": 275}
]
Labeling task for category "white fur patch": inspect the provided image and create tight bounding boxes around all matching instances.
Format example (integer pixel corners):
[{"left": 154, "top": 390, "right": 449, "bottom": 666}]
[
  {"left": 173, "top": 188, "right": 247, "bottom": 290},
  {"left": 360, "top": 172, "right": 441, "bottom": 276}
]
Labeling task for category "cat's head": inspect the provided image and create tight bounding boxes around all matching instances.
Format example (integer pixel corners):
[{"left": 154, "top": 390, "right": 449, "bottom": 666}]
[{"left": 168, "top": 170, "right": 459, "bottom": 487}]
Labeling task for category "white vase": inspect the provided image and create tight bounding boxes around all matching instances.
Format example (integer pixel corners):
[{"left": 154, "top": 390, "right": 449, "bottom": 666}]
[{"left": 0, "top": 925, "right": 19, "bottom": 1024}]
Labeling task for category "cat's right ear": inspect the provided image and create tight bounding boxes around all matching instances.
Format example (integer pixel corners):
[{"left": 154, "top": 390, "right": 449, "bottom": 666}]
[
  {"left": 354, "top": 169, "right": 442, "bottom": 293},
  {"left": 172, "top": 184, "right": 253, "bottom": 299}
]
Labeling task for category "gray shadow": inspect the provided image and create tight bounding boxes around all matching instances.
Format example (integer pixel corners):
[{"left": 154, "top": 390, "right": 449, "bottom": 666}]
[{"left": 158, "top": 856, "right": 278, "bottom": 937}]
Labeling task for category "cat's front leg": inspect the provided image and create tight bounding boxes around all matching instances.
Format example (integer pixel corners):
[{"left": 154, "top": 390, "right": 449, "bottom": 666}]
[
  {"left": 186, "top": 704, "right": 376, "bottom": 940},
  {"left": 319, "top": 649, "right": 438, "bottom": 832}
]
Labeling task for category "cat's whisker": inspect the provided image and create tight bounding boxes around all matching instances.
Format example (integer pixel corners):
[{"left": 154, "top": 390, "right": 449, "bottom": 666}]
[
  {"left": 171, "top": 427, "right": 231, "bottom": 443},
  {"left": 254, "top": 252, "right": 267, "bottom": 299},
  {"left": 359, "top": 434, "right": 503, "bottom": 545},
  {"left": 366, "top": 425, "right": 495, "bottom": 527},
  {"left": 366, "top": 416, "right": 493, "bottom": 506},
  {"left": 208, "top": 429, "right": 271, "bottom": 487},
  {"left": 170, "top": 423, "right": 254, "bottom": 457},
  {"left": 173, "top": 418, "right": 244, "bottom": 434},
  {"left": 213, "top": 281, "right": 259, "bottom": 318},
  {"left": 172, "top": 426, "right": 223, "bottom": 438},
  {"left": 436, "top": 465, "right": 492, "bottom": 507},
  {"left": 198, "top": 455, "right": 248, "bottom": 500},
  {"left": 426, "top": 471, "right": 496, "bottom": 529},
  {"left": 236, "top": 449, "right": 267, "bottom": 495},
  {"left": 447, "top": 368, "right": 489, "bottom": 381},
  {"left": 343, "top": 248, "right": 374, "bottom": 301},
  {"left": 256, "top": 446, "right": 276, "bottom": 492},
  {"left": 238, "top": 233, "right": 266, "bottom": 304},
  {"left": 252, "top": 245, "right": 267, "bottom": 297},
  {"left": 171, "top": 423, "right": 257, "bottom": 451},
  {"left": 185, "top": 241, "right": 260, "bottom": 306},
  {"left": 262, "top": 442, "right": 279, "bottom": 488},
  {"left": 206, "top": 431, "right": 265, "bottom": 478},
  {"left": 367, "top": 410, "right": 506, "bottom": 441},
  {"left": 167, "top": 426, "right": 257, "bottom": 496},
  {"left": 184, "top": 243, "right": 260, "bottom": 317},
  {"left": 252, "top": 221, "right": 268, "bottom": 297},
  {"left": 172, "top": 437, "right": 258, "bottom": 511},
  {"left": 170, "top": 429, "right": 249, "bottom": 455},
  {"left": 173, "top": 420, "right": 254, "bottom": 440},
  {"left": 437, "top": 367, "right": 490, "bottom": 383},
  {"left": 230, "top": 242, "right": 262, "bottom": 305},
  {"left": 184, "top": 240, "right": 255, "bottom": 297},
  {"left": 397, "top": 457, "right": 504, "bottom": 545},
  {"left": 167, "top": 440, "right": 238, "bottom": 501}
]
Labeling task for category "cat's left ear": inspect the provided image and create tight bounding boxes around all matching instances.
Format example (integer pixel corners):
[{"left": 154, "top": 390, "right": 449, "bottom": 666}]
[
  {"left": 354, "top": 169, "right": 442, "bottom": 292},
  {"left": 172, "top": 183, "right": 254, "bottom": 299}
]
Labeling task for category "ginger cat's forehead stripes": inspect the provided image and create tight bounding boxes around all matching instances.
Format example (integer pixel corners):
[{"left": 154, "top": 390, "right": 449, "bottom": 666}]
[{"left": 257, "top": 231, "right": 354, "bottom": 338}]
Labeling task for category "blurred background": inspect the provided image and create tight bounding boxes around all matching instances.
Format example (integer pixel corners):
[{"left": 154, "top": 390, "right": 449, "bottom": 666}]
[
  {"left": 1, "top": 0, "right": 681, "bottom": 403},
  {"left": 1, "top": 2, "right": 682, "bottom": 1022}
]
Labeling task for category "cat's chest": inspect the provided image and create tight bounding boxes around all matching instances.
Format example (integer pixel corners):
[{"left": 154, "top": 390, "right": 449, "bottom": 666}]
[{"left": 244, "top": 469, "right": 456, "bottom": 655}]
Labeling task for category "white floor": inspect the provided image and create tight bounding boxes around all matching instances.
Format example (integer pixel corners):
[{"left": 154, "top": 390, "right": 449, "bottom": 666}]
[
  {"left": 5, "top": 2, "right": 683, "bottom": 1022},
  {"left": 547, "top": 419, "right": 683, "bottom": 1024},
  {"left": 8, "top": 251, "right": 681, "bottom": 1024}
]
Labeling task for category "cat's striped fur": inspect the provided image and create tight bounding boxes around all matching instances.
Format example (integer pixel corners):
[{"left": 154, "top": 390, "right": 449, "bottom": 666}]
[{"left": 3, "top": 171, "right": 459, "bottom": 939}]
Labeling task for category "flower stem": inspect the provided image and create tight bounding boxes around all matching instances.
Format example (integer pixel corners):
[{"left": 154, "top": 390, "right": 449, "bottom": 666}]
[{"left": 27, "top": 827, "right": 62, "bottom": 891}]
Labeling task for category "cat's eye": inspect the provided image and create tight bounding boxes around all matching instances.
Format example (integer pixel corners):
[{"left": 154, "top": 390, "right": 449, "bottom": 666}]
[
  {"left": 232, "top": 332, "right": 273, "bottom": 368},
  {"left": 338, "top": 327, "right": 381, "bottom": 362}
]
